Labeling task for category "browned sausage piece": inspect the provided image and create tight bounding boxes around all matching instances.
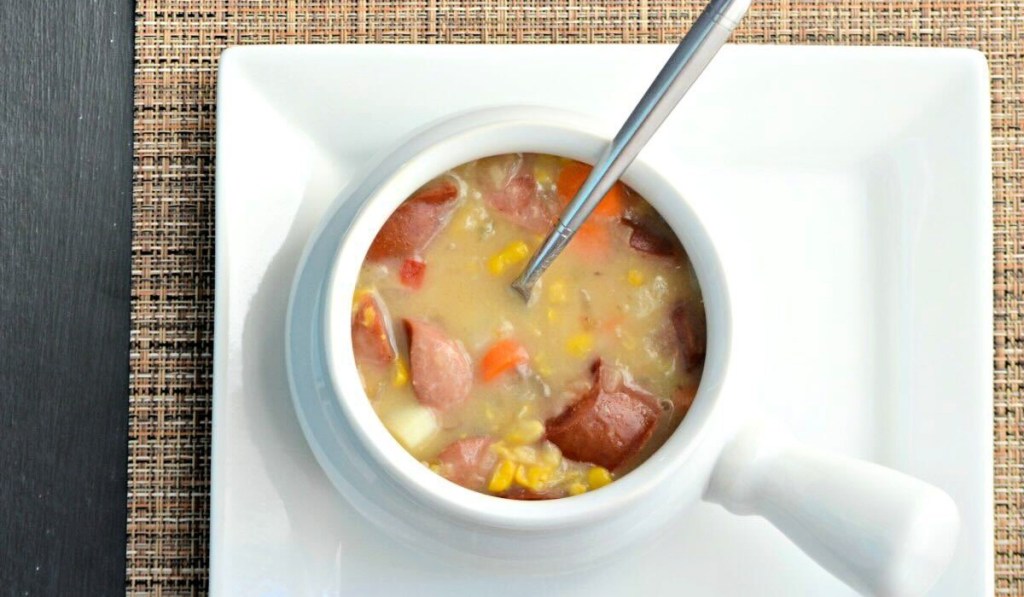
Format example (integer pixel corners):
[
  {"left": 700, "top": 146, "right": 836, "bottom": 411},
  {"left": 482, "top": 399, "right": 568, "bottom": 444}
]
[
  {"left": 484, "top": 173, "right": 556, "bottom": 234},
  {"left": 544, "top": 361, "right": 662, "bottom": 471},
  {"left": 437, "top": 437, "right": 497, "bottom": 492},
  {"left": 622, "top": 217, "right": 677, "bottom": 257},
  {"left": 673, "top": 381, "right": 700, "bottom": 417},
  {"left": 404, "top": 318, "right": 473, "bottom": 412},
  {"left": 502, "top": 486, "right": 566, "bottom": 501},
  {"left": 671, "top": 300, "right": 707, "bottom": 372},
  {"left": 367, "top": 179, "right": 459, "bottom": 262},
  {"left": 351, "top": 292, "right": 397, "bottom": 366}
]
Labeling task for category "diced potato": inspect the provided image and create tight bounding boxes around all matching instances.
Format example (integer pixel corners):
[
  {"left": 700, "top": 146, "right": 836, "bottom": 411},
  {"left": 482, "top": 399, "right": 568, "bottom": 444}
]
[
  {"left": 385, "top": 403, "right": 438, "bottom": 450},
  {"left": 539, "top": 443, "right": 562, "bottom": 468}
]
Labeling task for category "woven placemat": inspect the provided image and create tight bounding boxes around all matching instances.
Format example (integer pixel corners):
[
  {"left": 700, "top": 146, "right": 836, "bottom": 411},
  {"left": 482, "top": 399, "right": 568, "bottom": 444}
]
[{"left": 130, "top": 1, "right": 1023, "bottom": 593}]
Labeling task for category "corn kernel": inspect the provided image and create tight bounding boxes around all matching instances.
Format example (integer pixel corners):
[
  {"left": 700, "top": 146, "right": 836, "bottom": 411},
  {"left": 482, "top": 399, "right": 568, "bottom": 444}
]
[
  {"left": 392, "top": 359, "right": 409, "bottom": 387},
  {"left": 515, "top": 464, "right": 551, "bottom": 491},
  {"left": 514, "top": 464, "right": 529, "bottom": 487},
  {"left": 487, "top": 254, "right": 505, "bottom": 276},
  {"left": 489, "top": 459, "right": 517, "bottom": 493},
  {"left": 429, "top": 462, "right": 442, "bottom": 474},
  {"left": 566, "top": 333, "right": 594, "bottom": 357},
  {"left": 568, "top": 482, "right": 588, "bottom": 496},
  {"left": 547, "top": 307, "right": 558, "bottom": 322},
  {"left": 588, "top": 466, "right": 612, "bottom": 489},
  {"left": 505, "top": 419, "right": 545, "bottom": 445},
  {"left": 530, "top": 466, "right": 551, "bottom": 488},
  {"left": 627, "top": 269, "right": 645, "bottom": 287},
  {"left": 508, "top": 241, "right": 529, "bottom": 259},
  {"left": 487, "top": 241, "right": 530, "bottom": 275},
  {"left": 546, "top": 280, "right": 568, "bottom": 304}
]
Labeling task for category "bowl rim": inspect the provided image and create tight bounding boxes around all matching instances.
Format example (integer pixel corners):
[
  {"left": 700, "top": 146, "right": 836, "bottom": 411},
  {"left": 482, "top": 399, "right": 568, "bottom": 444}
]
[{"left": 323, "top": 106, "right": 732, "bottom": 530}]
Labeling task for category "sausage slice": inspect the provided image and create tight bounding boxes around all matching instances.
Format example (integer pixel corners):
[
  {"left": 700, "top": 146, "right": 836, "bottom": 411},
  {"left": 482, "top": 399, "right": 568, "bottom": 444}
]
[
  {"left": 437, "top": 437, "right": 497, "bottom": 492},
  {"left": 485, "top": 173, "right": 556, "bottom": 233},
  {"left": 544, "top": 361, "right": 662, "bottom": 471},
  {"left": 351, "top": 292, "right": 397, "bottom": 366},
  {"left": 671, "top": 300, "right": 707, "bottom": 372},
  {"left": 404, "top": 318, "right": 473, "bottom": 412},
  {"left": 367, "top": 179, "right": 459, "bottom": 262}
]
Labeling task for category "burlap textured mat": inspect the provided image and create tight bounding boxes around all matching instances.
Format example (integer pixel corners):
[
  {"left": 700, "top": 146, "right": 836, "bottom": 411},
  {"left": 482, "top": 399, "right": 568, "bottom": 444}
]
[{"left": 131, "top": 1, "right": 1023, "bottom": 593}]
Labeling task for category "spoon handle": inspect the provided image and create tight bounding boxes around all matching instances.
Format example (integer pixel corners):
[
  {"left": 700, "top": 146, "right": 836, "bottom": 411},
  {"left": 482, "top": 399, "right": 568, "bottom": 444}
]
[{"left": 512, "top": 0, "right": 751, "bottom": 300}]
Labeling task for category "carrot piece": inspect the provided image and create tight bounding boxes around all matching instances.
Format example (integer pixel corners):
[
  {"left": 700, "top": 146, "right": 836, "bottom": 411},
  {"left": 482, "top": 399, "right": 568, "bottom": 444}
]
[
  {"left": 480, "top": 339, "right": 529, "bottom": 382},
  {"left": 568, "top": 219, "right": 610, "bottom": 256},
  {"left": 556, "top": 161, "right": 626, "bottom": 218},
  {"left": 399, "top": 259, "right": 426, "bottom": 289},
  {"left": 556, "top": 160, "right": 624, "bottom": 256}
]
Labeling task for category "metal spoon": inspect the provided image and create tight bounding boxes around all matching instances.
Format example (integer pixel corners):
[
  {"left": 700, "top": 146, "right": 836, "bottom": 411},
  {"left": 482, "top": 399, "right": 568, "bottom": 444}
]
[{"left": 511, "top": 0, "right": 752, "bottom": 301}]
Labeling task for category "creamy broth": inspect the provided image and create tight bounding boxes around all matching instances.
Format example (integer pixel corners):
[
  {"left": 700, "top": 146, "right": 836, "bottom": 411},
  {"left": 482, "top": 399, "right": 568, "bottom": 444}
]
[{"left": 352, "top": 153, "right": 705, "bottom": 499}]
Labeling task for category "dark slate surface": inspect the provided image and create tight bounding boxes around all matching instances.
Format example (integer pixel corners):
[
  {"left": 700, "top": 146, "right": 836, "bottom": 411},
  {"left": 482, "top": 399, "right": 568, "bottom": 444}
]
[{"left": 0, "top": 0, "right": 133, "bottom": 593}]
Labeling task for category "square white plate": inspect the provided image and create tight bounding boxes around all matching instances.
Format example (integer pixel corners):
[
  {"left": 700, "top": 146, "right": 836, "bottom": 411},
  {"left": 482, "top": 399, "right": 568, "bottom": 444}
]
[{"left": 213, "top": 45, "right": 992, "bottom": 596}]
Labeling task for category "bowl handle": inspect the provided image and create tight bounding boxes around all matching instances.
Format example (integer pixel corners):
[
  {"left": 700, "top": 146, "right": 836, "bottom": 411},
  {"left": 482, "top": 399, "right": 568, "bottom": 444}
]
[{"left": 704, "top": 421, "right": 960, "bottom": 596}]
